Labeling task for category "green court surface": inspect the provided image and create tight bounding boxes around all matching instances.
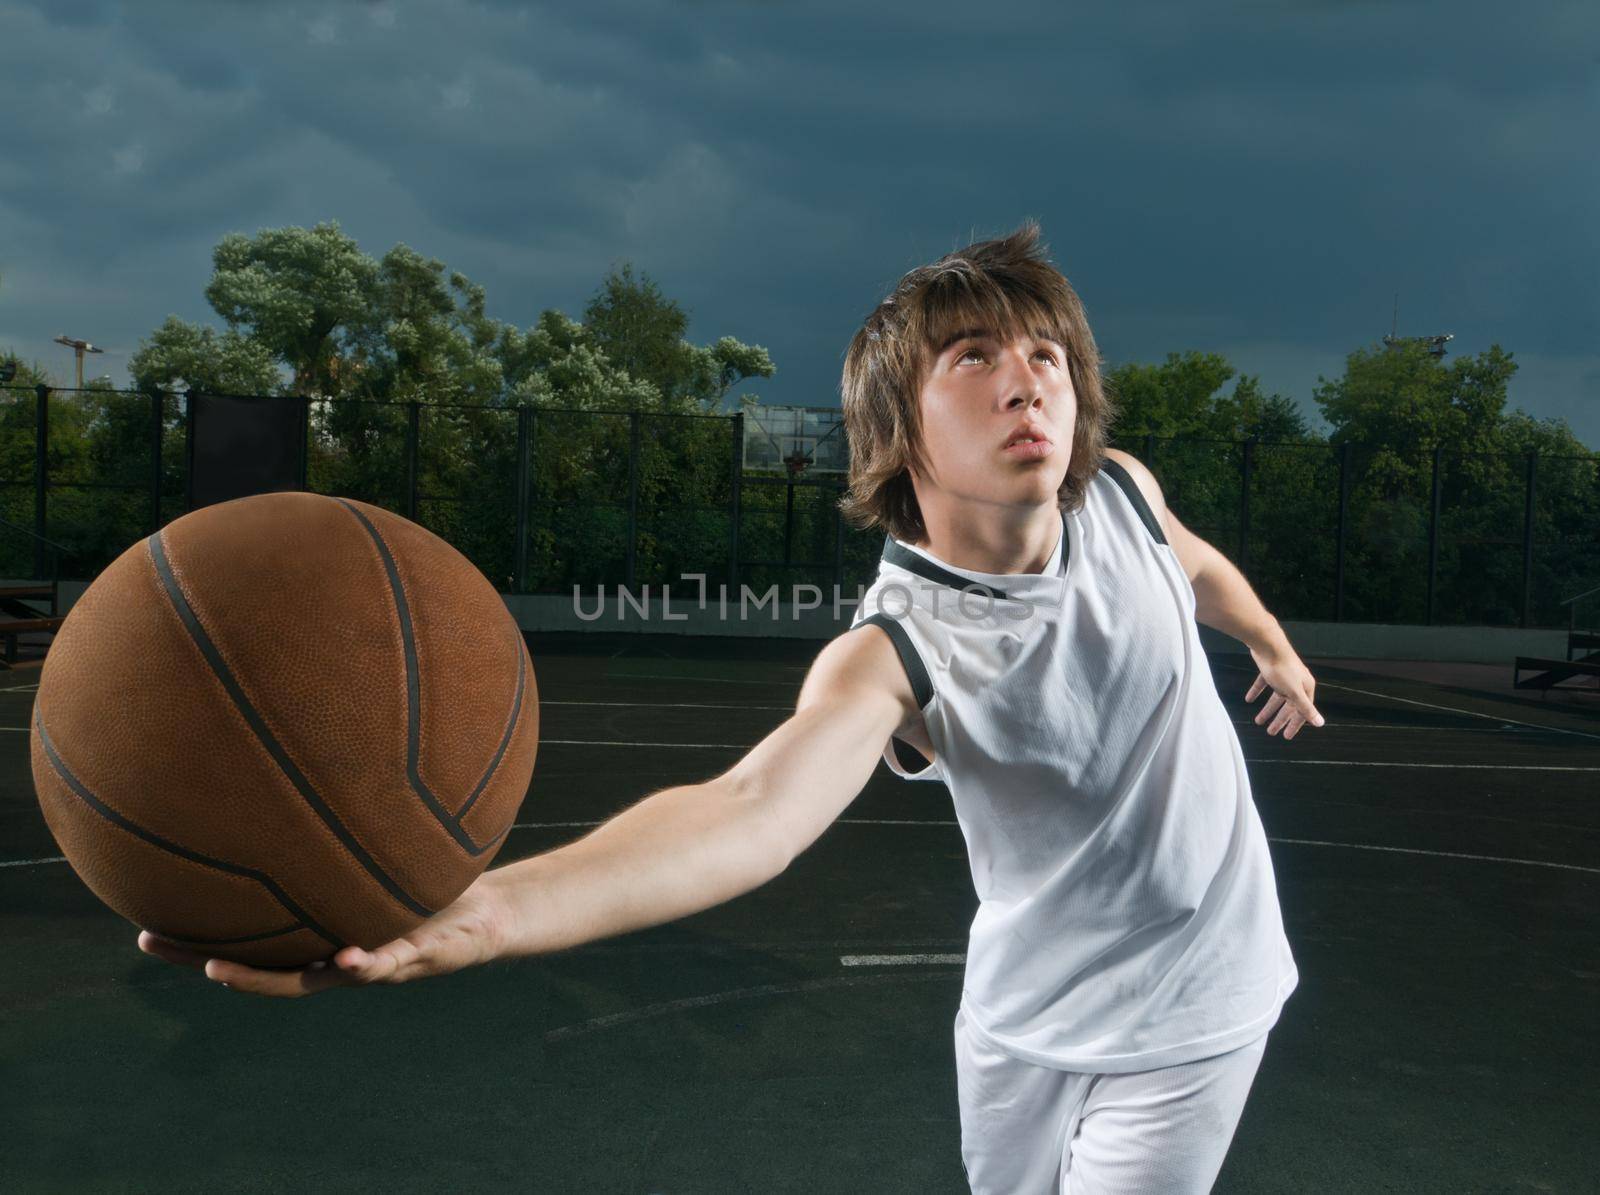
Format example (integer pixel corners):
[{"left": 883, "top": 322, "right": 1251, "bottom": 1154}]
[{"left": 3, "top": 633, "right": 1596, "bottom": 1192}]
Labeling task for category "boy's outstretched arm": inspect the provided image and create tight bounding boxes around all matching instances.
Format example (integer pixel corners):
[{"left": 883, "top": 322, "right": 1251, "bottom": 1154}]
[
  {"left": 140, "top": 624, "right": 917, "bottom": 997},
  {"left": 493, "top": 622, "right": 917, "bottom": 956}
]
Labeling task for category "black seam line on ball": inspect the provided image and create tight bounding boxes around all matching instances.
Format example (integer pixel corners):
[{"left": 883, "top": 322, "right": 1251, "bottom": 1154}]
[
  {"left": 1097, "top": 458, "right": 1168, "bottom": 546},
  {"left": 33, "top": 710, "right": 344, "bottom": 949},
  {"left": 332, "top": 498, "right": 502, "bottom": 857},
  {"left": 478, "top": 817, "right": 514, "bottom": 856},
  {"left": 453, "top": 630, "right": 525, "bottom": 829},
  {"left": 146, "top": 529, "right": 435, "bottom": 918},
  {"left": 144, "top": 922, "right": 305, "bottom": 946}
]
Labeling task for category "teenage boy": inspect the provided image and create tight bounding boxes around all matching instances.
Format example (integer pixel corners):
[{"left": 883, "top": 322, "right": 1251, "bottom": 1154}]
[{"left": 141, "top": 219, "right": 1321, "bottom": 1194}]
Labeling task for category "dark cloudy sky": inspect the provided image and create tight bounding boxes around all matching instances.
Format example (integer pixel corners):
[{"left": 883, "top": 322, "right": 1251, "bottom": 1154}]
[{"left": 3, "top": 0, "right": 1596, "bottom": 447}]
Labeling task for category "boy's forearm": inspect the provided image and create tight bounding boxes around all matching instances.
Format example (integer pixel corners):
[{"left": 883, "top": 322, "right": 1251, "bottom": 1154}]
[
  {"left": 1191, "top": 549, "right": 1290, "bottom": 656},
  {"left": 481, "top": 779, "right": 789, "bottom": 959}
]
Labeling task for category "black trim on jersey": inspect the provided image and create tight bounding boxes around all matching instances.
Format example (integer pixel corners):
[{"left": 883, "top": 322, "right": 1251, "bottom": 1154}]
[
  {"left": 878, "top": 508, "right": 1073, "bottom": 600},
  {"left": 890, "top": 736, "right": 935, "bottom": 775},
  {"left": 858, "top": 611, "right": 935, "bottom": 711},
  {"left": 1097, "top": 457, "right": 1169, "bottom": 546},
  {"left": 880, "top": 537, "right": 1015, "bottom": 601}
]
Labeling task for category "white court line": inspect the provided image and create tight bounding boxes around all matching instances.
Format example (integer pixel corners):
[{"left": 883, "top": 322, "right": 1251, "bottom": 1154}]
[
  {"left": 502, "top": 738, "right": 1600, "bottom": 771},
  {"left": 841, "top": 954, "right": 964, "bottom": 966},
  {"left": 1274, "top": 678, "right": 1600, "bottom": 743},
  {"left": 0, "top": 855, "right": 65, "bottom": 869},
  {"left": 543, "top": 700, "right": 795, "bottom": 711},
  {"left": 817, "top": 822, "right": 1599, "bottom": 875},
  {"left": 543, "top": 971, "right": 948, "bottom": 1043},
  {"left": 451, "top": 699, "right": 1596, "bottom": 733},
  {"left": 7, "top": 819, "right": 1596, "bottom": 876},
  {"left": 605, "top": 669, "right": 1598, "bottom": 737},
  {"left": 543, "top": 697, "right": 1569, "bottom": 729},
  {"left": 1247, "top": 759, "right": 1597, "bottom": 771},
  {"left": 604, "top": 673, "right": 800, "bottom": 686},
  {"left": 539, "top": 738, "right": 755, "bottom": 749},
  {"left": 0, "top": 712, "right": 1568, "bottom": 735},
  {"left": 1267, "top": 836, "right": 1600, "bottom": 875}
]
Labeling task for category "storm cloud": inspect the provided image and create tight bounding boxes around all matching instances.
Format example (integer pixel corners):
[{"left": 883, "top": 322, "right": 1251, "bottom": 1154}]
[{"left": 2, "top": 0, "right": 1595, "bottom": 443}]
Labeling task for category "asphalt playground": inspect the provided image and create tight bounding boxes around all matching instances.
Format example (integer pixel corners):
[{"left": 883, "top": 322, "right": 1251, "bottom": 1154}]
[{"left": 2, "top": 631, "right": 1596, "bottom": 1192}]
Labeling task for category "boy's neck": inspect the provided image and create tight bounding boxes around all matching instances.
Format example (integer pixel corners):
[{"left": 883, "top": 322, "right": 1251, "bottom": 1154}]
[{"left": 911, "top": 505, "right": 1063, "bottom": 576}]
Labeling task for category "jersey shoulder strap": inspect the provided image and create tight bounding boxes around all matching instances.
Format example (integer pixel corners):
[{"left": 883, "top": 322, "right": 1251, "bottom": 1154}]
[
  {"left": 856, "top": 610, "right": 935, "bottom": 710},
  {"left": 1096, "top": 457, "right": 1169, "bottom": 547}
]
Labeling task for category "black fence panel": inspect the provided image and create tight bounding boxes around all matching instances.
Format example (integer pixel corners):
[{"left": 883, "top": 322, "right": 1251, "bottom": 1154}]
[{"left": 1, "top": 384, "right": 1596, "bottom": 631}]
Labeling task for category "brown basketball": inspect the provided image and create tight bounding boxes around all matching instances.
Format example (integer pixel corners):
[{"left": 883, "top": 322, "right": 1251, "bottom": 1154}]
[{"left": 30, "top": 491, "right": 539, "bottom": 968}]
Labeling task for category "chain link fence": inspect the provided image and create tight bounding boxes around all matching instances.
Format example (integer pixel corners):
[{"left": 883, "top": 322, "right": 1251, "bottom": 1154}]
[{"left": 2, "top": 384, "right": 1596, "bottom": 629}]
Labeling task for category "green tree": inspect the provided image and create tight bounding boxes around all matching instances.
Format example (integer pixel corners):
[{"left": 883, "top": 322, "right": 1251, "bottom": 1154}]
[
  {"left": 1315, "top": 340, "right": 1518, "bottom": 497},
  {"left": 582, "top": 261, "right": 774, "bottom": 413},
  {"left": 1312, "top": 340, "right": 1596, "bottom": 624},
  {"left": 337, "top": 244, "right": 507, "bottom": 405},
  {"left": 201, "top": 221, "right": 379, "bottom": 399},
  {"left": 112, "top": 227, "right": 778, "bottom": 592},
  {"left": 1105, "top": 350, "right": 1312, "bottom": 443},
  {"left": 127, "top": 317, "right": 283, "bottom": 396},
  {"left": 1103, "top": 350, "right": 1325, "bottom": 619}
]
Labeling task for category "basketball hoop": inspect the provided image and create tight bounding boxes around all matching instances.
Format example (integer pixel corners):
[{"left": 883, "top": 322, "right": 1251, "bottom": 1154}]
[{"left": 784, "top": 447, "right": 811, "bottom": 478}]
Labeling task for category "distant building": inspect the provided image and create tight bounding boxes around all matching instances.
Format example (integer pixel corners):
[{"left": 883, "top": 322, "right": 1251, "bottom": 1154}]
[{"left": 741, "top": 404, "right": 848, "bottom": 475}]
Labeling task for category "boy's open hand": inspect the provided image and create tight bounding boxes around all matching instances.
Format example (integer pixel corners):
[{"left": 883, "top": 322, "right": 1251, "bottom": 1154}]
[
  {"left": 136, "top": 870, "right": 511, "bottom": 999},
  {"left": 1244, "top": 643, "right": 1325, "bottom": 740}
]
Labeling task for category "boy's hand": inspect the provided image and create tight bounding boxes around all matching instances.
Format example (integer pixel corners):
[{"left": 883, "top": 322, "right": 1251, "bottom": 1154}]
[
  {"left": 1244, "top": 643, "right": 1325, "bottom": 740},
  {"left": 136, "top": 870, "right": 511, "bottom": 999}
]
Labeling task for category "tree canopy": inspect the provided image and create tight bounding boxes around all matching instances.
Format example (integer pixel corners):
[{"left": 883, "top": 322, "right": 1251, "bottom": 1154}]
[
  {"left": 123, "top": 221, "right": 775, "bottom": 414},
  {"left": 1, "top": 227, "right": 1593, "bottom": 626}
]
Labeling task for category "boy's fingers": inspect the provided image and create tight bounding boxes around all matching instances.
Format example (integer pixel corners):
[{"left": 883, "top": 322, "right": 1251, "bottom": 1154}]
[
  {"left": 343, "top": 941, "right": 414, "bottom": 984},
  {"left": 201, "top": 941, "right": 412, "bottom": 997},
  {"left": 140, "top": 929, "right": 413, "bottom": 997},
  {"left": 204, "top": 956, "right": 359, "bottom": 999},
  {"left": 1254, "top": 693, "right": 1285, "bottom": 723},
  {"left": 137, "top": 930, "right": 212, "bottom": 971},
  {"left": 141, "top": 931, "right": 339, "bottom": 995}
]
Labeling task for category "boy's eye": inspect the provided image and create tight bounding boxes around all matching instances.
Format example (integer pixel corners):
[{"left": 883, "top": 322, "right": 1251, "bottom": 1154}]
[{"left": 957, "top": 347, "right": 1059, "bottom": 365}]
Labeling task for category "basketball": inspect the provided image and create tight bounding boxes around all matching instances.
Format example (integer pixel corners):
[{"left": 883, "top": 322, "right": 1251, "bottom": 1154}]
[{"left": 29, "top": 491, "right": 539, "bottom": 969}]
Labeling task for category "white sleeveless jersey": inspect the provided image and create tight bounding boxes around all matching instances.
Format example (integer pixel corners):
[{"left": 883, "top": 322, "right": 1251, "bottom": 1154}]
[{"left": 848, "top": 459, "right": 1298, "bottom": 1073}]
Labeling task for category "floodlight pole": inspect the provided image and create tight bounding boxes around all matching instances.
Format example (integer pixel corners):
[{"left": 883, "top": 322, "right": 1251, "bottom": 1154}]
[
  {"left": 52, "top": 335, "right": 103, "bottom": 389},
  {"left": 1382, "top": 331, "right": 1455, "bottom": 359}
]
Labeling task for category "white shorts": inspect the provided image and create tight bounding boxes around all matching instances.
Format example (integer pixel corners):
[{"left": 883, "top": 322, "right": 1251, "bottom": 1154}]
[{"left": 954, "top": 1007, "right": 1269, "bottom": 1194}]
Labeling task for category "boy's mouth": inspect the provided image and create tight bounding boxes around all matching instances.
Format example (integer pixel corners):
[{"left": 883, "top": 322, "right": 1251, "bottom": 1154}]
[
  {"left": 1002, "top": 423, "right": 1054, "bottom": 459},
  {"left": 1002, "top": 438, "right": 1055, "bottom": 460}
]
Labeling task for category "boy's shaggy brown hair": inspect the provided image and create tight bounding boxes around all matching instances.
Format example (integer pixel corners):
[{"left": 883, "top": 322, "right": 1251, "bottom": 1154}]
[{"left": 837, "top": 218, "right": 1117, "bottom": 545}]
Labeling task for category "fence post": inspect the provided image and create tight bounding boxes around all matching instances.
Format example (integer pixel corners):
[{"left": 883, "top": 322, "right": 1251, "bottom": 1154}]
[
  {"left": 1335, "top": 442, "right": 1350, "bottom": 622},
  {"left": 729, "top": 413, "right": 743, "bottom": 592},
  {"left": 33, "top": 383, "right": 48, "bottom": 579},
  {"left": 149, "top": 389, "right": 164, "bottom": 535},
  {"left": 1521, "top": 451, "right": 1537, "bottom": 629},
  {"left": 1238, "top": 437, "right": 1254, "bottom": 577},
  {"left": 405, "top": 401, "right": 420, "bottom": 521},
  {"left": 626, "top": 412, "right": 640, "bottom": 590},
  {"left": 783, "top": 475, "right": 795, "bottom": 569},
  {"left": 514, "top": 405, "right": 530, "bottom": 595},
  {"left": 297, "top": 396, "right": 310, "bottom": 490},
  {"left": 182, "top": 389, "right": 195, "bottom": 512},
  {"left": 1426, "top": 445, "right": 1442, "bottom": 626},
  {"left": 833, "top": 485, "right": 844, "bottom": 594}
]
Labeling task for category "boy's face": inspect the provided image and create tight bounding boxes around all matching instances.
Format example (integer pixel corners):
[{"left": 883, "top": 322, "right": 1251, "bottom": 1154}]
[{"left": 912, "top": 329, "right": 1076, "bottom": 515}]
